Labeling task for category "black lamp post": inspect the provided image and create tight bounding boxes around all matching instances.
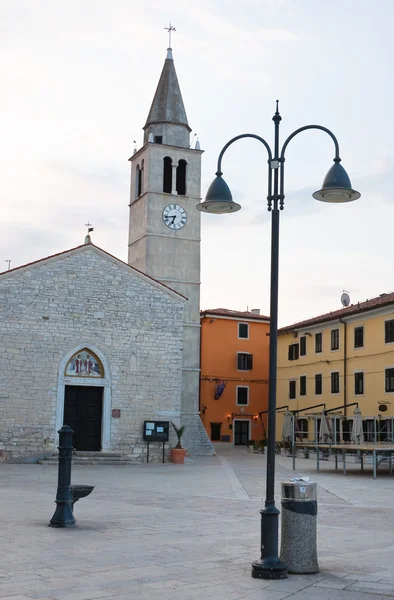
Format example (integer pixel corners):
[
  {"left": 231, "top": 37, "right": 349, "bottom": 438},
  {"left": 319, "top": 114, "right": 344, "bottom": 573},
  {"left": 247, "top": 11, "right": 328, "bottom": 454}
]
[{"left": 197, "top": 102, "right": 360, "bottom": 580}]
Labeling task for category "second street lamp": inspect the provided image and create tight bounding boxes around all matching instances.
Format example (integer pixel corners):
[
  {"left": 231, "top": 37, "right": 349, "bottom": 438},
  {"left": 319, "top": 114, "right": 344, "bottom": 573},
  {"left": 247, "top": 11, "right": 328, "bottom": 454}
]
[{"left": 197, "top": 102, "right": 360, "bottom": 580}]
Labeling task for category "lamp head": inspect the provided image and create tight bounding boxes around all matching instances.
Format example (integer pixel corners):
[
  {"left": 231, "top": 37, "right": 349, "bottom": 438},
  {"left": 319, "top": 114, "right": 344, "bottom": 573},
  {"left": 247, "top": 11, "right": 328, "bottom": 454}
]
[
  {"left": 313, "top": 161, "right": 360, "bottom": 203},
  {"left": 197, "top": 173, "right": 241, "bottom": 214}
]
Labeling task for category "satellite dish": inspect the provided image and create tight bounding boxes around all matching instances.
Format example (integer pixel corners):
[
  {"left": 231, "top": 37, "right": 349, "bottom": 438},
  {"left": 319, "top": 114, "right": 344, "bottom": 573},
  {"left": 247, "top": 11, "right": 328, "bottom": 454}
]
[{"left": 341, "top": 292, "right": 350, "bottom": 307}]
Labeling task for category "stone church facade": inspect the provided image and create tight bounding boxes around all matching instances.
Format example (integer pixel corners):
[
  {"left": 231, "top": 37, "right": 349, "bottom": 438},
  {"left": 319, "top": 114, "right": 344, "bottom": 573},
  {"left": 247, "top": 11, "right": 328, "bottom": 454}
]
[
  {"left": 0, "top": 47, "right": 214, "bottom": 461},
  {"left": 0, "top": 245, "right": 185, "bottom": 461}
]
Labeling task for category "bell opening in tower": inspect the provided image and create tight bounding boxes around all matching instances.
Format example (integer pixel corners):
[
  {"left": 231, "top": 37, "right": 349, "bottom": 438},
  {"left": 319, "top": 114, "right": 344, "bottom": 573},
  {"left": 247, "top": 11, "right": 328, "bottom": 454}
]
[
  {"left": 176, "top": 159, "right": 187, "bottom": 196},
  {"left": 163, "top": 156, "right": 172, "bottom": 193}
]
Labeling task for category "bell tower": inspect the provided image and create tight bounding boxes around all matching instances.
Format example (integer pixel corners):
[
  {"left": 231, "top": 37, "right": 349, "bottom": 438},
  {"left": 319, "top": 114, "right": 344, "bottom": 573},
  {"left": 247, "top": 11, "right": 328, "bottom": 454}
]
[{"left": 128, "top": 48, "right": 214, "bottom": 455}]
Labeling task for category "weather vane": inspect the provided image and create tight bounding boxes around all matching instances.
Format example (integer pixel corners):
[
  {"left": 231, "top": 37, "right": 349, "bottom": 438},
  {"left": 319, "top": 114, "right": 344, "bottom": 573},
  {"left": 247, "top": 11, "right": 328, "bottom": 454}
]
[
  {"left": 85, "top": 221, "right": 94, "bottom": 234},
  {"left": 164, "top": 23, "right": 176, "bottom": 48}
]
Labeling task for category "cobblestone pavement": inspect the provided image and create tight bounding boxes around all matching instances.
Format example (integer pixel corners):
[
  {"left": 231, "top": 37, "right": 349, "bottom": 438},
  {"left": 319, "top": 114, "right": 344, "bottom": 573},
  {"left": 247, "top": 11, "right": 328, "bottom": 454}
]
[{"left": 1, "top": 445, "right": 394, "bottom": 599}]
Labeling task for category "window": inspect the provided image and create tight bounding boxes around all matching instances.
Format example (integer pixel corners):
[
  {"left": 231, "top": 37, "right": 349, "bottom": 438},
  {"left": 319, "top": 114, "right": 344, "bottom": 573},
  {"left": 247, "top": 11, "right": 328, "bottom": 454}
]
[
  {"left": 300, "top": 375, "right": 307, "bottom": 396},
  {"left": 385, "top": 368, "right": 394, "bottom": 392},
  {"left": 385, "top": 320, "right": 394, "bottom": 343},
  {"left": 342, "top": 419, "right": 352, "bottom": 443},
  {"left": 236, "top": 386, "right": 249, "bottom": 405},
  {"left": 300, "top": 336, "right": 307, "bottom": 356},
  {"left": 354, "top": 326, "right": 364, "bottom": 348},
  {"left": 289, "top": 380, "right": 296, "bottom": 400},
  {"left": 315, "top": 332, "right": 322, "bottom": 353},
  {"left": 296, "top": 418, "right": 308, "bottom": 438},
  {"left": 238, "top": 323, "right": 249, "bottom": 339},
  {"left": 331, "top": 329, "right": 339, "bottom": 350},
  {"left": 331, "top": 372, "right": 340, "bottom": 394},
  {"left": 378, "top": 419, "right": 391, "bottom": 442},
  {"left": 136, "top": 164, "right": 143, "bottom": 198},
  {"left": 237, "top": 353, "right": 253, "bottom": 371},
  {"left": 354, "top": 372, "right": 364, "bottom": 395},
  {"left": 176, "top": 159, "right": 187, "bottom": 196},
  {"left": 363, "top": 419, "right": 375, "bottom": 442},
  {"left": 315, "top": 374, "right": 322, "bottom": 395},
  {"left": 163, "top": 156, "right": 172, "bottom": 193},
  {"left": 288, "top": 343, "right": 299, "bottom": 361},
  {"left": 154, "top": 135, "right": 163, "bottom": 144}
]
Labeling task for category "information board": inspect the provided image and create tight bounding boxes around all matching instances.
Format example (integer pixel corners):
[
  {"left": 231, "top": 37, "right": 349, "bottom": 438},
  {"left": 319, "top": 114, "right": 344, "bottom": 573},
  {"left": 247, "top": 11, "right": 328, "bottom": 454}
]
[{"left": 143, "top": 421, "right": 169, "bottom": 442}]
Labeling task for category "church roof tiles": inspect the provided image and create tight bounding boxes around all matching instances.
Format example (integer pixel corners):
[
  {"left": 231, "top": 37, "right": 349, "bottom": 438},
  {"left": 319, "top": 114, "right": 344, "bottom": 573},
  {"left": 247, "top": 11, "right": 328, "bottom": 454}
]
[
  {"left": 201, "top": 308, "right": 270, "bottom": 321},
  {"left": 278, "top": 291, "right": 394, "bottom": 333}
]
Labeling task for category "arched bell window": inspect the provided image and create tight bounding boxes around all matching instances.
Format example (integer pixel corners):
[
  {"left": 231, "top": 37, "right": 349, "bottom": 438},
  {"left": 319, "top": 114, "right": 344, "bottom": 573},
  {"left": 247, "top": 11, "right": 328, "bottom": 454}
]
[
  {"left": 163, "top": 156, "right": 172, "bottom": 193},
  {"left": 176, "top": 159, "right": 187, "bottom": 196},
  {"left": 65, "top": 349, "right": 104, "bottom": 378},
  {"left": 136, "top": 161, "right": 143, "bottom": 198}
]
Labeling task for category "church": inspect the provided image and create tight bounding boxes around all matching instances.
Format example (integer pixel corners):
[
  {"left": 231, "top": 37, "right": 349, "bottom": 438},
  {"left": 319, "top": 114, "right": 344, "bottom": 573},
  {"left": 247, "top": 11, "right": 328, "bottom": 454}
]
[{"left": 0, "top": 47, "right": 213, "bottom": 462}]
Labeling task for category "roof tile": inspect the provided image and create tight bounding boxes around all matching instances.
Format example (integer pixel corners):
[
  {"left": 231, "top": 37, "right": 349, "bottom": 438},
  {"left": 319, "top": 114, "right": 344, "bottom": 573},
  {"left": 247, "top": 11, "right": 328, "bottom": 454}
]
[{"left": 278, "top": 292, "right": 394, "bottom": 333}]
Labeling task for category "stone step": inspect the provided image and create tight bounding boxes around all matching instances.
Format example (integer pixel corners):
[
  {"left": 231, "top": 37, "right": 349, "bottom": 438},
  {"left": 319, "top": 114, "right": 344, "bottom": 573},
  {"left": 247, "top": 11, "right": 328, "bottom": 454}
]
[
  {"left": 38, "top": 452, "right": 133, "bottom": 465},
  {"left": 38, "top": 458, "right": 134, "bottom": 466},
  {"left": 73, "top": 452, "right": 124, "bottom": 458}
]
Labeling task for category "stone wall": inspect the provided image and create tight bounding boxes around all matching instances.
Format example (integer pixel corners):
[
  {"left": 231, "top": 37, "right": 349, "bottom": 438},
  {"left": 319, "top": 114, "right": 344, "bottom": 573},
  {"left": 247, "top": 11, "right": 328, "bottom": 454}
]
[{"left": 0, "top": 245, "right": 185, "bottom": 461}]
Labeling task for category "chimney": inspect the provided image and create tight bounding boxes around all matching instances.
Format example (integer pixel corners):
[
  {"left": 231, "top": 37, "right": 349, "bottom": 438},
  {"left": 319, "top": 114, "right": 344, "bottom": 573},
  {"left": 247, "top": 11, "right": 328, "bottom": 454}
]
[{"left": 251, "top": 308, "right": 260, "bottom": 315}]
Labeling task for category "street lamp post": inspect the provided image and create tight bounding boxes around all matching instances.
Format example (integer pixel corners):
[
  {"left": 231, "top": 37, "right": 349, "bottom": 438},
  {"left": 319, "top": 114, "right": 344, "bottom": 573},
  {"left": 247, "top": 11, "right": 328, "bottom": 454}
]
[{"left": 197, "top": 102, "right": 360, "bottom": 580}]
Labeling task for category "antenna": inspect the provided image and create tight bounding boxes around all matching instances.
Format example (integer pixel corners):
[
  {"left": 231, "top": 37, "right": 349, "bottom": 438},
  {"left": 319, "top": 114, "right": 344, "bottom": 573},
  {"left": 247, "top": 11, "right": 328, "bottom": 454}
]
[
  {"left": 341, "top": 290, "right": 350, "bottom": 307},
  {"left": 189, "top": 133, "right": 197, "bottom": 148}
]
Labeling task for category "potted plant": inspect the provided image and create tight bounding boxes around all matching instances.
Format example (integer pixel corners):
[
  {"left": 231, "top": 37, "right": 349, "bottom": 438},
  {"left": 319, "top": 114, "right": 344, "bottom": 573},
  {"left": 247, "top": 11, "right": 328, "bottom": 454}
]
[
  {"left": 170, "top": 422, "right": 187, "bottom": 464},
  {"left": 258, "top": 438, "right": 267, "bottom": 454},
  {"left": 246, "top": 439, "right": 255, "bottom": 453},
  {"left": 282, "top": 439, "right": 293, "bottom": 456}
]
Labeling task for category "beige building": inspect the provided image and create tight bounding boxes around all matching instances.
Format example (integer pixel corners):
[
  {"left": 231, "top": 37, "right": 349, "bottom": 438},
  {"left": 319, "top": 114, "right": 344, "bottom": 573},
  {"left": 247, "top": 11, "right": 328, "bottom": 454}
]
[{"left": 277, "top": 291, "right": 394, "bottom": 443}]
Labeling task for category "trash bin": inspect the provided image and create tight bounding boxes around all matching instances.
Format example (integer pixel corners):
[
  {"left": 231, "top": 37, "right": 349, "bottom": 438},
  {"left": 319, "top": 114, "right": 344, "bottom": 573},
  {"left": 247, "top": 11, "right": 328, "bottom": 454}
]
[{"left": 279, "top": 480, "right": 319, "bottom": 574}]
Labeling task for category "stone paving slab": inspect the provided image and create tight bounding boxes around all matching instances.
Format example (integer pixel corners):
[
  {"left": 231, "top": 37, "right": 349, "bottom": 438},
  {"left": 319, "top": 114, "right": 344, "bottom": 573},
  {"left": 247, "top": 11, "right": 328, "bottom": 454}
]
[{"left": 0, "top": 445, "right": 393, "bottom": 599}]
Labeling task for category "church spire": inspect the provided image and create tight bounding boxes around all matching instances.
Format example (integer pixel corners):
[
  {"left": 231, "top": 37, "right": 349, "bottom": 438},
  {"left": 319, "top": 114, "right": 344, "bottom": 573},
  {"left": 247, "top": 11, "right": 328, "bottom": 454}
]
[{"left": 143, "top": 48, "right": 191, "bottom": 148}]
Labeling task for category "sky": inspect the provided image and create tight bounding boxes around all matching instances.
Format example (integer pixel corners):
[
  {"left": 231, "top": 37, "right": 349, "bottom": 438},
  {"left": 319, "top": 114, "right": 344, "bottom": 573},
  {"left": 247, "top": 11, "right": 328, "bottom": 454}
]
[{"left": 1, "top": 0, "right": 393, "bottom": 326}]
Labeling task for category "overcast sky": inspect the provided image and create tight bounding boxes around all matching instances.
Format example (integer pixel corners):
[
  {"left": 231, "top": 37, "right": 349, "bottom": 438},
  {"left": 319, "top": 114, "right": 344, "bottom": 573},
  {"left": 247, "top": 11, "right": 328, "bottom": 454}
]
[{"left": 1, "top": 0, "right": 393, "bottom": 326}]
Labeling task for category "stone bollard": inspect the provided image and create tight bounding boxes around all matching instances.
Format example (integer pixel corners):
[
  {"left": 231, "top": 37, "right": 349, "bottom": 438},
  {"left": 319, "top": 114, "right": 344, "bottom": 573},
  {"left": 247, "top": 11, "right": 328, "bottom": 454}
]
[
  {"left": 279, "top": 481, "right": 319, "bottom": 574},
  {"left": 49, "top": 425, "right": 76, "bottom": 528}
]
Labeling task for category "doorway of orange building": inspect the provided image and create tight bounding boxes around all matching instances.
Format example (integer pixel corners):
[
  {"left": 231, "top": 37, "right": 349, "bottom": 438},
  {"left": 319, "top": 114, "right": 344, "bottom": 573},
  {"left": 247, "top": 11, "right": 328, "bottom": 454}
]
[
  {"left": 210, "top": 422, "right": 222, "bottom": 441},
  {"left": 234, "top": 420, "right": 250, "bottom": 445}
]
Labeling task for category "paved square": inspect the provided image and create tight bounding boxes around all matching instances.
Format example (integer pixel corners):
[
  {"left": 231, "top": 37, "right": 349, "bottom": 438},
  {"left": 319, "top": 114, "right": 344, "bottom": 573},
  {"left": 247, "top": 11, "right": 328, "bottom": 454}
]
[{"left": 1, "top": 445, "right": 394, "bottom": 599}]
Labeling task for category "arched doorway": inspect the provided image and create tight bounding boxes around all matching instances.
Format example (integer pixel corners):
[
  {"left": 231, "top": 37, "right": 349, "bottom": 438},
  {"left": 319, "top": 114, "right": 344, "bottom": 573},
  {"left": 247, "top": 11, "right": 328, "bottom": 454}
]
[{"left": 56, "top": 344, "right": 112, "bottom": 451}]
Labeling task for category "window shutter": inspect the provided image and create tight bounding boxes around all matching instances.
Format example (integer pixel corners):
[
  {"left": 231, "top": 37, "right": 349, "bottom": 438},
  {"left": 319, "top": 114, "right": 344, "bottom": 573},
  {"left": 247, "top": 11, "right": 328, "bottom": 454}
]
[{"left": 247, "top": 354, "right": 253, "bottom": 370}]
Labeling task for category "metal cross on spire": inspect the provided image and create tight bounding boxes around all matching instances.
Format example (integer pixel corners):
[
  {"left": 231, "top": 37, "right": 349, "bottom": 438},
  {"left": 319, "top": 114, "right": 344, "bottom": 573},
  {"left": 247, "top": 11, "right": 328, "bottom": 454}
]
[{"left": 164, "top": 23, "right": 176, "bottom": 48}]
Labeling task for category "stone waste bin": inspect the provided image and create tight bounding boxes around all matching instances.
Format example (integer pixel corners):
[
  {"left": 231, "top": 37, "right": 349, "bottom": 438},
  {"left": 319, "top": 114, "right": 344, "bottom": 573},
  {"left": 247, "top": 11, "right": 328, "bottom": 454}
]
[{"left": 279, "top": 481, "right": 319, "bottom": 574}]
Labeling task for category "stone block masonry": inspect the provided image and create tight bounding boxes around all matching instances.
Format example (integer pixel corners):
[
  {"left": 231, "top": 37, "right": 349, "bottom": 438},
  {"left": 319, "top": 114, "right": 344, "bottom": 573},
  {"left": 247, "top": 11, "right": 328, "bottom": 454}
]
[{"left": 0, "top": 245, "right": 185, "bottom": 461}]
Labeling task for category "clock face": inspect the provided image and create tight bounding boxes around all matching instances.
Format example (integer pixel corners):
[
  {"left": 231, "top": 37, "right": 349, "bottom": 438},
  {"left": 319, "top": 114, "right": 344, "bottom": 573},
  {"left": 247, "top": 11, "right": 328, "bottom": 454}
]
[{"left": 162, "top": 203, "right": 187, "bottom": 230}]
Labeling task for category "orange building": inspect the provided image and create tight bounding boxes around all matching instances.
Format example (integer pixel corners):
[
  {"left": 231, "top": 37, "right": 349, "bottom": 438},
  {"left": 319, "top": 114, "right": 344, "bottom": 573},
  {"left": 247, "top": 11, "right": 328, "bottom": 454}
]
[{"left": 200, "top": 308, "right": 270, "bottom": 445}]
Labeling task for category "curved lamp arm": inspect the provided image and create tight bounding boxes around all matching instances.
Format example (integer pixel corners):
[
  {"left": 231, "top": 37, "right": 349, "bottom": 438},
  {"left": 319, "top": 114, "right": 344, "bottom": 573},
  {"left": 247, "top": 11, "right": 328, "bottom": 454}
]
[
  {"left": 216, "top": 133, "right": 273, "bottom": 207},
  {"left": 280, "top": 125, "right": 340, "bottom": 162},
  {"left": 279, "top": 125, "right": 341, "bottom": 204},
  {"left": 216, "top": 133, "right": 273, "bottom": 172}
]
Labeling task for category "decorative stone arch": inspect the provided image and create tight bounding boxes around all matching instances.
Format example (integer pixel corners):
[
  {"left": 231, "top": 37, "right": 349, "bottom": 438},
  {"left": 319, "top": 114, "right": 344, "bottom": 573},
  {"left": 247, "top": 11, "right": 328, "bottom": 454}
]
[{"left": 56, "top": 343, "right": 112, "bottom": 450}]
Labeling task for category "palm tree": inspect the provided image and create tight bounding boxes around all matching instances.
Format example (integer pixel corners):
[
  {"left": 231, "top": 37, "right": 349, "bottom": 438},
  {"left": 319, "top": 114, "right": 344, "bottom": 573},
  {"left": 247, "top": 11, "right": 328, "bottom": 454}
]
[{"left": 171, "top": 422, "right": 185, "bottom": 449}]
